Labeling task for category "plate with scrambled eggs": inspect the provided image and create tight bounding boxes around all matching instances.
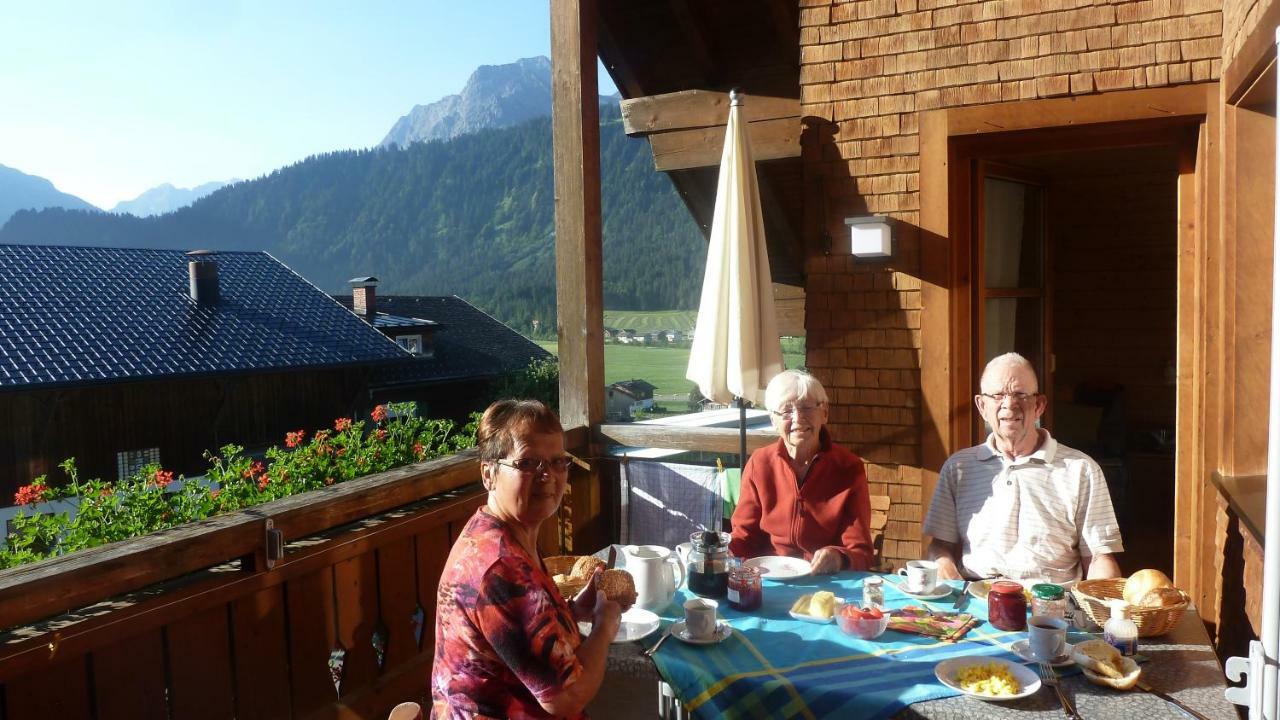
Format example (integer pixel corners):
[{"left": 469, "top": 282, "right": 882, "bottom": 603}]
[{"left": 934, "top": 657, "right": 1040, "bottom": 701}]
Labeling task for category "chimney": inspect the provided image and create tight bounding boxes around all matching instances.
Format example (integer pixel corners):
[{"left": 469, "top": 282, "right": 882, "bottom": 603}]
[
  {"left": 350, "top": 276, "right": 378, "bottom": 318},
  {"left": 186, "top": 250, "right": 219, "bottom": 305}
]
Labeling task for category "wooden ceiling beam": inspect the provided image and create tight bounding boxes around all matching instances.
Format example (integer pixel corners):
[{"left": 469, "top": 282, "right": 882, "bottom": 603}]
[
  {"left": 621, "top": 89, "right": 800, "bottom": 135},
  {"left": 668, "top": 0, "right": 718, "bottom": 87},
  {"left": 645, "top": 117, "right": 801, "bottom": 172}
]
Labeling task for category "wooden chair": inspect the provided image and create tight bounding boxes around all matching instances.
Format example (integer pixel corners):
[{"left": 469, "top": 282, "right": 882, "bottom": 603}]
[{"left": 869, "top": 494, "right": 891, "bottom": 572}]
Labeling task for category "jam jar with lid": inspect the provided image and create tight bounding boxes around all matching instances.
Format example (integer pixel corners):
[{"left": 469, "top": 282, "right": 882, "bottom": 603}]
[
  {"left": 987, "top": 580, "right": 1028, "bottom": 631},
  {"left": 1031, "top": 583, "right": 1067, "bottom": 619},
  {"left": 727, "top": 564, "right": 763, "bottom": 611}
]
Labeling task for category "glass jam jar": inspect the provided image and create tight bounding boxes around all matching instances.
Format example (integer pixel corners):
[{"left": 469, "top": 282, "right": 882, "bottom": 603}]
[
  {"left": 727, "top": 564, "right": 763, "bottom": 611},
  {"left": 1031, "top": 583, "right": 1067, "bottom": 619},
  {"left": 987, "top": 581, "right": 1028, "bottom": 631}
]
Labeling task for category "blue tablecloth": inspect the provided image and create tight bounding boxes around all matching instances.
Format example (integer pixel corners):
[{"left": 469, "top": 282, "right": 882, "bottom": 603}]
[{"left": 642, "top": 573, "right": 1086, "bottom": 720}]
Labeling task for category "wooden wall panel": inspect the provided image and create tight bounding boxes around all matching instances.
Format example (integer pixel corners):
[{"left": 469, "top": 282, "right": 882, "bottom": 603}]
[
  {"left": 415, "top": 523, "right": 452, "bottom": 654},
  {"left": 333, "top": 553, "right": 381, "bottom": 697},
  {"left": 167, "top": 604, "right": 236, "bottom": 720},
  {"left": 232, "top": 585, "right": 293, "bottom": 720},
  {"left": 3, "top": 656, "right": 91, "bottom": 719},
  {"left": 376, "top": 537, "right": 421, "bottom": 670},
  {"left": 287, "top": 568, "right": 339, "bottom": 717},
  {"left": 92, "top": 628, "right": 168, "bottom": 719}
]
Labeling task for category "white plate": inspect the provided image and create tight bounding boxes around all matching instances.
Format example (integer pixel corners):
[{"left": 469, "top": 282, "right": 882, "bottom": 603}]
[
  {"left": 894, "top": 582, "right": 955, "bottom": 601},
  {"left": 577, "top": 607, "right": 661, "bottom": 644},
  {"left": 788, "top": 596, "right": 844, "bottom": 624},
  {"left": 743, "top": 555, "right": 812, "bottom": 579},
  {"left": 1010, "top": 639, "right": 1075, "bottom": 667},
  {"left": 935, "top": 657, "right": 1041, "bottom": 701},
  {"left": 670, "top": 619, "right": 733, "bottom": 645}
]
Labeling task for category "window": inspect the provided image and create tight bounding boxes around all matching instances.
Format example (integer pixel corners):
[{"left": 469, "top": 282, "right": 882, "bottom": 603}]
[
  {"left": 117, "top": 448, "right": 161, "bottom": 479},
  {"left": 396, "top": 334, "right": 423, "bottom": 354}
]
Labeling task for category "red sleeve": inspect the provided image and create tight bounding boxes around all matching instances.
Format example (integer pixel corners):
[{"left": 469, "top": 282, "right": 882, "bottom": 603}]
[
  {"left": 729, "top": 453, "right": 769, "bottom": 559},
  {"left": 833, "top": 458, "right": 874, "bottom": 571},
  {"left": 475, "top": 555, "right": 583, "bottom": 702}
]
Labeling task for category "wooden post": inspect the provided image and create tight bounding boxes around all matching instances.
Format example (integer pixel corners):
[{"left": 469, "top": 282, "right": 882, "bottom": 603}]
[{"left": 551, "top": 0, "right": 608, "bottom": 551}]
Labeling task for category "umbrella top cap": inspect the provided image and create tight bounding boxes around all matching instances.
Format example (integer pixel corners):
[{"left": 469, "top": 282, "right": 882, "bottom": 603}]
[{"left": 730, "top": 88, "right": 744, "bottom": 107}]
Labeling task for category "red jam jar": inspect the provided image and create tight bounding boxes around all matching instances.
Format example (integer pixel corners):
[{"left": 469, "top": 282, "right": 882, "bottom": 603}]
[
  {"left": 987, "top": 581, "right": 1028, "bottom": 631},
  {"left": 727, "top": 564, "right": 763, "bottom": 611}
]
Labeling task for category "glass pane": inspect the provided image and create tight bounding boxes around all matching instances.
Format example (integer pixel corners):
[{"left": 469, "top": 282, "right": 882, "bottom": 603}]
[
  {"left": 984, "top": 297, "right": 1043, "bottom": 373},
  {"left": 984, "top": 177, "right": 1043, "bottom": 289}
]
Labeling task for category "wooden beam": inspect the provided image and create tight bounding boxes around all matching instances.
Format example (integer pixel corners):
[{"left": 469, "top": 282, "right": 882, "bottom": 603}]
[
  {"left": 621, "top": 90, "right": 801, "bottom": 135},
  {"left": 668, "top": 0, "right": 717, "bottom": 87},
  {"left": 647, "top": 117, "right": 801, "bottom": 171},
  {"left": 597, "top": 424, "right": 777, "bottom": 455},
  {"left": 946, "top": 84, "right": 1209, "bottom": 136}
]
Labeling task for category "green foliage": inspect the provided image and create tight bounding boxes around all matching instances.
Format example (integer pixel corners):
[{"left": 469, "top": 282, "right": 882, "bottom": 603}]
[
  {"left": 603, "top": 310, "right": 697, "bottom": 333},
  {"left": 0, "top": 105, "right": 707, "bottom": 332},
  {"left": 1, "top": 403, "right": 477, "bottom": 570},
  {"left": 491, "top": 357, "right": 560, "bottom": 411}
]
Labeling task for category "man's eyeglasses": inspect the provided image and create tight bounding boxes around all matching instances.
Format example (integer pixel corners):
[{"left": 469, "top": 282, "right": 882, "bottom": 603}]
[
  {"left": 494, "top": 456, "right": 576, "bottom": 475},
  {"left": 770, "top": 402, "right": 825, "bottom": 419},
  {"left": 979, "top": 392, "right": 1040, "bottom": 405}
]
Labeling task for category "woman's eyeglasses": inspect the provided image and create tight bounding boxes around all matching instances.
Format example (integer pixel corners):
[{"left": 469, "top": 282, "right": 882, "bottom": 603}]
[
  {"left": 494, "top": 456, "right": 576, "bottom": 475},
  {"left": 770, "top": 402, "right": 825, "bottom": 419}
]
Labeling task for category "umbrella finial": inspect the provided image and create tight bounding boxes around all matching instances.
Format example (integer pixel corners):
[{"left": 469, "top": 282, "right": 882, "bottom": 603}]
[{"left": 730, "top": 88, "right": 744, "bottom": 107}]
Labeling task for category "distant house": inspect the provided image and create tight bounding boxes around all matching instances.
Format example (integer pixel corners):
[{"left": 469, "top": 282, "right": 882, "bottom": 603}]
[
  {"left": 663, "top": 329, "right": 683, "bottom": 343},
  {"left": 616, "top": 329, "right": 637, "bottom": 344},
  {"left": 605, "top": 379, "right": 657, "bottom": 420},
  {"left": 0, "top": 244, "right": 410, "bottom": 497},
  {"left": 334, "top": 281, "right": 553, "bottom": 421}
]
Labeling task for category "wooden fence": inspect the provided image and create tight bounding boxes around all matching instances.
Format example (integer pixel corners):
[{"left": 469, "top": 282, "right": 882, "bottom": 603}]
[{"left": 0, "top": 451, "right": 486, "bottom": 719}]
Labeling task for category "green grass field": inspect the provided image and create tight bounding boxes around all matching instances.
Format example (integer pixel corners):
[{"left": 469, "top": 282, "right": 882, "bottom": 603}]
[
  {"left": 536, "top": 340, "right": 806, "bottom": 403},
  {"left": 602, "top": 310, "right": 697, "bottom": 333}
]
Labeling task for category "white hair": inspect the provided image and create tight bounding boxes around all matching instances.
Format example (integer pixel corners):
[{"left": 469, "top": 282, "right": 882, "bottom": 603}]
[
  {"left": 979, "top": 352, "right": 1039, "bottom": 392},
  {"left": 764, "top": 369, "right": 828, "bottom": 411}
]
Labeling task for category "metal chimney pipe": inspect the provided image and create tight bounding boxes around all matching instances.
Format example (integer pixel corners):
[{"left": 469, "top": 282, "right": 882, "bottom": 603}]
[{"left": 186, "top": 250, "right": 219, "bottom": 305}]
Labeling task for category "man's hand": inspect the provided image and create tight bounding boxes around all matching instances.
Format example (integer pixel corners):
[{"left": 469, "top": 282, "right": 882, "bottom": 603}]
[
  {"left": 926, "top": 538, "right": 964, "bottom": 580},
  {"left": 810, "top": 547, "right": 844, "bottom": 575},
  {"left": 1084, "top": 552, "right": 1122, "bottom": 580}
]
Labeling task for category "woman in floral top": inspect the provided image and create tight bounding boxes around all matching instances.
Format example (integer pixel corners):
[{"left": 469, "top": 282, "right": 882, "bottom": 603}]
[{"left": 431, "top": 400, "right": 622, "bottom": 719}]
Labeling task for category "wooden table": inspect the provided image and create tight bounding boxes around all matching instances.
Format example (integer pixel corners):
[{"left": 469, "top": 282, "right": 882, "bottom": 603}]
[{"left": 606, "top": 605, "right": 1238, "bottom": 719}]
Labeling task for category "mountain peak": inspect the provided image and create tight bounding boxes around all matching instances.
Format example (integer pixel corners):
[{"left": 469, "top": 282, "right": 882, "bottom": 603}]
[
  {"left": 0, "top": 164, "right": 98, "bottom": 225},
  {"left": 111, "top": 179, "right": 236, "bottom": 217},
  {"left": 379, "top": 55, "right": 610, "bottom": 148}
]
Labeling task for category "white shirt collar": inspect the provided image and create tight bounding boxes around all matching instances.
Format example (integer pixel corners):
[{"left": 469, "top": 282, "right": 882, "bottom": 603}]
[{"left": 977, "top": 429, "right": 1058, "bottom": 465}]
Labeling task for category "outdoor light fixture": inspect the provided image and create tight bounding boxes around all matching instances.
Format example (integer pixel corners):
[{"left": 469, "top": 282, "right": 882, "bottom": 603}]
[{"left": 845, "top": 216, "right": 892, "bottom": 258}]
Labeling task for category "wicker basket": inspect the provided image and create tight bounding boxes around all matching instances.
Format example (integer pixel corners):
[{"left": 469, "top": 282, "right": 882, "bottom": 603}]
[
  {"left": 544, "top": 555, "right": 590, "bottom": 599},
  {"left": 1071, "top": 578, "right": 1189, "bottom": 637}
]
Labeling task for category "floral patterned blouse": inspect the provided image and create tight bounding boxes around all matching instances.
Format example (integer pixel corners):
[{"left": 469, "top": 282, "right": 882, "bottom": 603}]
[{"left": 431, "top": 508, "right": 585, "bottom": 719}]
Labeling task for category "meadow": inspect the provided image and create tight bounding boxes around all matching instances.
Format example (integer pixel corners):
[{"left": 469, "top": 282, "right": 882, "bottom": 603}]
[
  {"left": 602, "top": 310, "right": 697, "bottom": 333},
  {"left": 536, "top": 340, "right": 806, "bottom": 404}
]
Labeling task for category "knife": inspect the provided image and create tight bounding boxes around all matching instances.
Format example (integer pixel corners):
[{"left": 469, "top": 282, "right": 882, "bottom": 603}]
[
  {"left": 606, "top": 545, "right": 618, "bottom": 570},
  {"left": 1136, "top": 679, "right": 1211, "bottom": 720},
  {"left": 953, "top": 581, "right": 971, "bottom": 610}
]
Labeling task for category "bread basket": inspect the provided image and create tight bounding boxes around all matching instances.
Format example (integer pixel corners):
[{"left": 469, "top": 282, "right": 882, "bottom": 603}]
[
  {"left": 1071, "top": 579, "right": 1188, "bottom": 637},
  {"left": 544, "top": 555, "right": 589, "bottom": 599}
]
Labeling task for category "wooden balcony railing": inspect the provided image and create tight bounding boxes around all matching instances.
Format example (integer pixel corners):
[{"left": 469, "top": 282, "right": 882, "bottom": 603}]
[{"left": 0, "top": 450, "right": 484, "bottom": 719}]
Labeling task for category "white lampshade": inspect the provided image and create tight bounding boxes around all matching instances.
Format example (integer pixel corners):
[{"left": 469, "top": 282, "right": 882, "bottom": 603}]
[{"left": 845, "top": 217, "right": 892, "bottom": 258}]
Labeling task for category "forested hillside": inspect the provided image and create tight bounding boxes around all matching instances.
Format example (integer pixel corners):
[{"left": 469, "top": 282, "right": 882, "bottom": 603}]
[{"left": 0, "top": 104, "right": 706, "bottom": 332}]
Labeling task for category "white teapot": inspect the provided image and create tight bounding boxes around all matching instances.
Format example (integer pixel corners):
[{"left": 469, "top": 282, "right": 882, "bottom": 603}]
[{"left": 622, "top": 544, "right": 686, "bottom": 611}]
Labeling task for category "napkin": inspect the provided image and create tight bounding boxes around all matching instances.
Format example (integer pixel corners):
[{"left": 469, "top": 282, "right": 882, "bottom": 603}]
[{"left": 887, "top": 606, "right": 981, "bottom": 643}]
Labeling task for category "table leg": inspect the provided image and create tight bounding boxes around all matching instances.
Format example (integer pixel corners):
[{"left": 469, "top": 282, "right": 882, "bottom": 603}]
[{"left": 658, "top": 680, "right": 688, "bottom": 720}]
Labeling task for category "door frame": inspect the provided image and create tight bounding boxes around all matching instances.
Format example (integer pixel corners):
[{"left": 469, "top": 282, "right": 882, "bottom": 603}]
[{"left": 918, "top": 84, "right": 1216, "bottom": 595}]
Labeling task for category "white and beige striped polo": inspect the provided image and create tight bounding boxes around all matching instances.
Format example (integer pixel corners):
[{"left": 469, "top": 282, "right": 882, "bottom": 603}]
[{"left": 923, "top": 430, "right": 1123, "bottom": 584}]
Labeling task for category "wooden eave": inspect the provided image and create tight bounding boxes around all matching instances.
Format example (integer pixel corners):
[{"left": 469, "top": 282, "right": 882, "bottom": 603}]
[{"left": 597, "top": 0, "right": 806, "bottom": 287}]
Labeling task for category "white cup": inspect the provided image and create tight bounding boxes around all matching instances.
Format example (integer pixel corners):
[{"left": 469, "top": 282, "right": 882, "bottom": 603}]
[
  {"left": 684, "top": 597, "right": 718, "bottom": 640},
  {"left": 1027, "top": 614, "right": 1069, "bottom": 661},
  {"left": 897, "top": 560, "right": 938, "bottom": 593}
]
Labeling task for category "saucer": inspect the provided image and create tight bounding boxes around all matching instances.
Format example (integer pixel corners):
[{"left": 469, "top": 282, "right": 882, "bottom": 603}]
[
  {"left": 577, "top": 607, "right": 661, "bottom": 643},
  {"left": 671, "top": 620, "right": 732, "bottom": 645},
  {"left": 895, "top": 582, "right": 954, "bottom": 600},
  {"left": 1011, "top": 639, "right": 1075, "bottom": 667}
]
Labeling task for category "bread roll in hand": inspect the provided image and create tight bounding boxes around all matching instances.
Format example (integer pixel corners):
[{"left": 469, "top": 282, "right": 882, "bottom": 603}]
[{"left": 599, "top": 569, "right": 637, "bottom": 611}]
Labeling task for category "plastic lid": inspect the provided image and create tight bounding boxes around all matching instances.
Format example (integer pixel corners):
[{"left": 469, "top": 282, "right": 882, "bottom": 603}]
[
  {"left": 1031, "top": 583, "right": 1065, "bottom": 599},
  {"left": 1109, "top": 599, "right": 1131, "bottom": 620},
  {"left": 865, "top": 576, "right": 883, "bottom": 586},
  {"left": 990, "top": 580, "right": 1025, "bottom": 595}
]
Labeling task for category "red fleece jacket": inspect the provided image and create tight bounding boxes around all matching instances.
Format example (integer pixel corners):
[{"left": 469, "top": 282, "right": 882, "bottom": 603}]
[{"left": 729, "top": 430, "right": 874, "bottom": 570}]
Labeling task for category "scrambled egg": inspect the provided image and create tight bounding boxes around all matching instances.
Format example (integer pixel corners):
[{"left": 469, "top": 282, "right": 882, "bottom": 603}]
[{"left": 955, "top": 663, "right": 1021, "bottom": 697}]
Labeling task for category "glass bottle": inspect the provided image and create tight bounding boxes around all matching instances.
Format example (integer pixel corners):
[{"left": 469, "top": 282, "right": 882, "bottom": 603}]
[
  {"left": 862, "top": 576, "right": 885, "bottom": 609},
  {"left": 1104, "top": 600, "right": 1139, "bottom": 657},
  {"left": 727, "top": 564, "right": 763, "bottom": 611},
  {"left": 987, "top": 580, "right": 1028, "bottom": 631},
  {"left": 1031, "top": 583, "right": 1067, "bottom": 619}
]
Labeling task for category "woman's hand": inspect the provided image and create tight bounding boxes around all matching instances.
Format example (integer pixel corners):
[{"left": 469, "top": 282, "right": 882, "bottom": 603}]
[
  {"left": 590, "top": 580, "right": 622, "bottom": 638},
  {"left": 570, "top": 568, "right": 602, "bottom": 622},
  {"left": 810, "top": 547, "right": 844, "bottom": 574}
]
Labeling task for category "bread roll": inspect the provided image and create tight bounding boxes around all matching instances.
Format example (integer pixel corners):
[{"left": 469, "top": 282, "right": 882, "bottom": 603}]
[
  {"left": 1079, "top": 655, "right": 1141, "bottom": 690},
  {"left": 571, "top": 555, "right": 606, "bottom": 580},
  {"left": 1137, "top": 586, "right": 1185, "bottom": 608},
  {"left": 1072, "top": 639, "right": 1125, "bottom": 679},
  {"left": 1122, "top": 569, "right": 1175, "bottom": 605},
  {"left": 599, "top": 569, "right": 637, "bottom": 610}
]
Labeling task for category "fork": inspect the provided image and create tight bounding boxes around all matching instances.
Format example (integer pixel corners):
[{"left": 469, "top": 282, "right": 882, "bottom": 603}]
[{"left": 1038, "top": 661, "right": 1083, "bottom": 719}]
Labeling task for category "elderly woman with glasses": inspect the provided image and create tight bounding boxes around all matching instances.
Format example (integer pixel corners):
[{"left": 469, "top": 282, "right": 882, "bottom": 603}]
[
  {"left": 431, "top": 399, "right": 621, "bottom": 719},
  {"left": 729, "top": 370, "right": 874, "bottom": 574}
]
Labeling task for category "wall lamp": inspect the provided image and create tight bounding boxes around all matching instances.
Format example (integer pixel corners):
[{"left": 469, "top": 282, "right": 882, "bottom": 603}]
[{"left": 844, "top": 216, "right": 893, "bottom": 259}]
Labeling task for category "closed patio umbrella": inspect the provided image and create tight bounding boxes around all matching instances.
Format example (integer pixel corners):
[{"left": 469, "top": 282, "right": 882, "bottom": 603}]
[{"left": 686, "top": 89, "right": 785, "bottom": 527}]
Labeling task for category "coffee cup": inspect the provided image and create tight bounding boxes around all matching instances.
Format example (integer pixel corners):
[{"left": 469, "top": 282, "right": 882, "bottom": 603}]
[
  {"left": 896, "top": 560, "right": 939, "bottom": 593},
  {"left": 684, "top": 597, "right": 718, "bottom": 640},
  {"left": 1027, "top": 614, "right": 1069, "bottom": 661}
]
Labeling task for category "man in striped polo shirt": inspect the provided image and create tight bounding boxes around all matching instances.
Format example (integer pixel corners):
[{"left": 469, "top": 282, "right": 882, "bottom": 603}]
[{"left": 923, "top": 353, "right": 1123, "bottom": 584}]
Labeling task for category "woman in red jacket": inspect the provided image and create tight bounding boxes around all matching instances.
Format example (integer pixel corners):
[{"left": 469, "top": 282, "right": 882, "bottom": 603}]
[{"left": 729, "top": 370, "right": 874, "bottom": 573}]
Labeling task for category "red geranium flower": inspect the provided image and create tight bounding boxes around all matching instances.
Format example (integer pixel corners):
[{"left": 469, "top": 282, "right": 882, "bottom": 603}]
[
  {"left": 14, "top": 482, "right": 46, "bottom": 506},
  {"left": 153, "top": 469, "right": 174, "bottom": 488},
  {"left": 371, "top": 405, "right": 388, "bottom": 423},
  {"left": 374, "top": 428, "right": 388, "bottom": 441},
  {"left": 285, "top": 430, "right": 306, "bottom": 448},
  {"left": 257, "top": 474, "right": 270, "bottom": 491},
  {"left": 210, "top": 489, "right": 222, "bottom": 499},
  {"left": 334, "top": 417, "right": 352, "bottom": 432},
  {"left": 413, "top": 442, "right": 425, "bottom": 459},
  {"left": 242, "top": 461, "right": 266, "bottom": 480}
]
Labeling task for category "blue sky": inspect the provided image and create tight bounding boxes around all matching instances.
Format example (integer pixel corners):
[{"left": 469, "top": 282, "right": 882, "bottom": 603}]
[{"left": 0, "top": 1, "right": 616, "bottom": 209}]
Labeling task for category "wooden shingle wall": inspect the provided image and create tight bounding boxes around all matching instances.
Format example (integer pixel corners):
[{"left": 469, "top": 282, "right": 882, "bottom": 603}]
[
  {"left": 798, "top": 0, "right": 1223, "bottom": 567},
  {"left": 1222, "top": 0, "right": 1265, "bottom": 66}
]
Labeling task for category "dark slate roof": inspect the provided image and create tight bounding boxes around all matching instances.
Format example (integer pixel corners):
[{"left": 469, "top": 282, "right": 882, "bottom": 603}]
[
  {"left": 333, "top": 295, "right": 552, "bottom": 386},
  {"left": 0, "top": 244, "right": 409, "bottom": 390},
  {"left": 370, "top": 313, "right": 437, "bottom": 330}
]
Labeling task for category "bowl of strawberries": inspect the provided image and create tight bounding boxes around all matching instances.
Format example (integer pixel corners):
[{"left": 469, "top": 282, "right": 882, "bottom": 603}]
[{"left": 837, "top": 604, "right": 889, "bottom": 640}]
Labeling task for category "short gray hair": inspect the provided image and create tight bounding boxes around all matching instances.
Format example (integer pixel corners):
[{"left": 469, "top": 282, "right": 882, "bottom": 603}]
[
  {"left": 764, "top": 369, "right": 828, "bottom": 411},
  {"left": 980, "top": 352, "right": 1039, "bottom": 392}
]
